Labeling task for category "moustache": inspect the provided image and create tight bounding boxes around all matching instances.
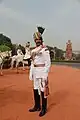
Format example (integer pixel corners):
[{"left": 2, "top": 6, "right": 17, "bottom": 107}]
[{"left": 36, "top": 42, "right": 41, "bottom": 44}]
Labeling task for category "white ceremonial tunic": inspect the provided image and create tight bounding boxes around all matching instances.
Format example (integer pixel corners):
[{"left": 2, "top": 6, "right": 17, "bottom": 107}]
[{"left": 29, "top": 45, "right": 51, "bottom": 93}]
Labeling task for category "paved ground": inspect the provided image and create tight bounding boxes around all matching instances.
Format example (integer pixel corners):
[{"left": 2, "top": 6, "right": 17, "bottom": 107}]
[{"left": 0, "top": 65, "right": 80, "bottom": 120}]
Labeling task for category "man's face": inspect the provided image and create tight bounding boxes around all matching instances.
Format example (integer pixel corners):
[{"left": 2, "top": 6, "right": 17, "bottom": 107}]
[{"left": 35, "top": 39, "right": 42, "bottom": 47}]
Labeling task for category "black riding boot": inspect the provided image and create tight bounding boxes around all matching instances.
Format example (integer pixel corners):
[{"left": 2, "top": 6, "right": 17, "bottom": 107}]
[
  {"left": 29, "top": 89, "right": 41, "bottom": 112},
  {"left": 39, "top": 91, "right": 47, "bottom": 117}
]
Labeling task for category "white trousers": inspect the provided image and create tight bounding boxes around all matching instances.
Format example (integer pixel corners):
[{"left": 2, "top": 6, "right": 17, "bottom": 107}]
[{"left": 33, "top": 78, "right": 46, "bottom": 95}]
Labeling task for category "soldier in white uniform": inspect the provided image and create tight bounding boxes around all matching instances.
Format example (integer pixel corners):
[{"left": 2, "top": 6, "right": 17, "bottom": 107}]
[
  {"left": 17, "top": 49, "right": 23, "bottom": 55},
  {"left": 29, "top": 26, "right": 51, "bottom": 117},
  {"left": 23, "top": 42, "right": 31, "bottom": 66}
]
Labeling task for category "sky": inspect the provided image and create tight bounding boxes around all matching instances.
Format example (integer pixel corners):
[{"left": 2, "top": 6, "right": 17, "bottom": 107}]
[{"left": 0, "top": 0, "right": 80, "bottom": 50}]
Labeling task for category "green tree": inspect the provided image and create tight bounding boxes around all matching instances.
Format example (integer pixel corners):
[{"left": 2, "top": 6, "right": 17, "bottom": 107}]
[
  {"left": 53, "top": 47, "right": 64, "bottom": 60},
  {"left": 0, "top": 45, "right": 11, "bottom": 52},
  {"left": 11, "top": 44, "right": 17, "bottom": 56},
  {"left": 0, "top": 33, "right": 12, "bottom": 48},
  {"left": 46, "top": 45, "right": 54, "bottom": 61},
  {"left": 76, "top": 54, "right": 80, "bottom": 60}
]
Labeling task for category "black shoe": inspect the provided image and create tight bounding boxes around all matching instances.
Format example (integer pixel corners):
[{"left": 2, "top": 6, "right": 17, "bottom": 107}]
[
  {"left": 39, "top": 109, "right": 47, "bottom": 117},
  {"left": 39, "top": 92, "right": 47, "bottom": 117},
  {"left": 29, "top": 106, "right": 41, "bottom": 112},
  {"left": 30, "top": 89, "right": 41, "bottom": 112}
]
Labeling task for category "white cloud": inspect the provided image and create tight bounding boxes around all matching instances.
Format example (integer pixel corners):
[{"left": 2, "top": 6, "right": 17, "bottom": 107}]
[{"left": 0, "top": 3, "right": 33, "bottom": 25}]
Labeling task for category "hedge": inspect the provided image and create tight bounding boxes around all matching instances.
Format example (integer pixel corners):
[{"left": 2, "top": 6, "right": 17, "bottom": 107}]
[
  {"left": 1, "top": 58, "right": 80, "bottom": 69},
  {"left": 51, "top": 60, "right": 80, "bottom": 63}
]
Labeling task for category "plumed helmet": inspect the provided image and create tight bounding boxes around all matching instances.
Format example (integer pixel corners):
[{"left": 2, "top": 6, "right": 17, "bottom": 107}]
[
  {"left": 37, "top": 26, "right": 45, "bottom": 35},
  {"left": 33, "top": 26, "right": 45, "bottom": 41}
]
